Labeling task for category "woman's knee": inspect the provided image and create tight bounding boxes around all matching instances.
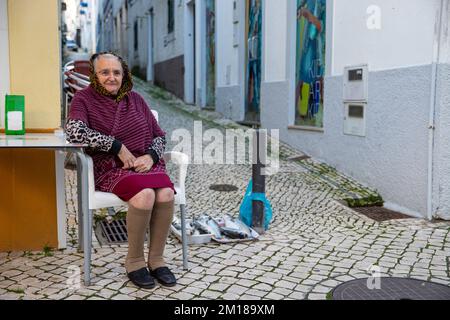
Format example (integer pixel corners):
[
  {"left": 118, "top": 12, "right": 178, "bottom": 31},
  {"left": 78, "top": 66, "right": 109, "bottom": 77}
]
[
  {"left": 155, "top": 188, "right": 175, "bottom": 203},
  {"left": 129, "top": 189, "right": 156, "bottom": 210}
]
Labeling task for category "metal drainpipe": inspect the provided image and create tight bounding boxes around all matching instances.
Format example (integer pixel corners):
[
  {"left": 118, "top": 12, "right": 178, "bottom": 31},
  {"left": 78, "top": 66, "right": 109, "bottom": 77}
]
[{"left": 427, "top": 0, "right": 445, "bottom": 221}]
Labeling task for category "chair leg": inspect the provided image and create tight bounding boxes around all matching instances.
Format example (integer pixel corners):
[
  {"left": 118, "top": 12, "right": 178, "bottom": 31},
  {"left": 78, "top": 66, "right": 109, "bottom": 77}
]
[
  {"left": 179, "top": 204, "right": 189, "bottom": 270},
  {"left": 83, "top": 209, "right": 93, "bottom": 286}
]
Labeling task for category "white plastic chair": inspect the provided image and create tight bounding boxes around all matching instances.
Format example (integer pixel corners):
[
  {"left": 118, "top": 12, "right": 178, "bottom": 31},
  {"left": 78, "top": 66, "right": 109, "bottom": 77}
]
[{"left": 79, "top": 110, "right": 190, "bottom": 286}]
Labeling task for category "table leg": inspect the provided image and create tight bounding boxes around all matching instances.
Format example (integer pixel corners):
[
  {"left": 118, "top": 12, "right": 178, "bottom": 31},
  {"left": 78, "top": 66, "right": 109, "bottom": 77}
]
[{"left": 74, "top": 151, "right": 91, "bottom": 286}]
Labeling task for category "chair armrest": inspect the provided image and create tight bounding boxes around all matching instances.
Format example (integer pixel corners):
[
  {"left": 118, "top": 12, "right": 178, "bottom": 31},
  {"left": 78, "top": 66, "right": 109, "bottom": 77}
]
[{"left": 85, "top": 154, "right": 97, "bottom": 209}]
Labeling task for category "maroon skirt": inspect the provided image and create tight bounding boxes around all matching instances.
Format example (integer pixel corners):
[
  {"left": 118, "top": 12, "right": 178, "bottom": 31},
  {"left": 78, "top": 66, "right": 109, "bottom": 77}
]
[{"left": 111, "top": 172, "right": 176, "bottom": 201}]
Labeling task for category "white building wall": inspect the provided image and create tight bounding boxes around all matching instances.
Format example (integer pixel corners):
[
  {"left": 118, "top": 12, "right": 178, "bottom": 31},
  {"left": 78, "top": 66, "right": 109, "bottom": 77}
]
[
  {"left": 195, "top": 0, "right": 205, "bottom": 105},
  {"left": 127, "top": 0, "right": 151, "bottom": 75},
  {"left": 0, "top": 0, "right": 10, "bottom": 129},
  {"left": 260, "top": 0, "right": 446, "bottom": 218},
  {"left": 153, "top": 0, "right": 185, "bottom": 64},
  {"left": 216, "top": 0, "right": 240, "bottom": 87},
  {"left": 332, "top": 0, "right": 441, "bottom": 75},
  {"left": 263, "top": 0, "right": 287, "bottom": 82},
  {"left": 216, "top": 0, "right": 246, "bottom": 121}
]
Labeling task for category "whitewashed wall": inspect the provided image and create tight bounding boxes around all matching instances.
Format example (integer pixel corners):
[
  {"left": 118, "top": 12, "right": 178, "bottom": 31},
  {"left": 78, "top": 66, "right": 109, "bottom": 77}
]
[
  {"left": 127, "top": 0, "right": 151, "bottom": 73},
  {"left": 332, "top": 0, "right": 441, "bottom": 75},
  {"left": 259, "top": 0, "right": 447, "bottom": 218},
  {"left": 263, "top": 0, "right": 287, "bottom": 82},
  {"left": 152, "top": 0, "right": 185, "bottom": 64},
  {"left": 216, "top": 0, "right": 240, "bottom": 87},
  {"left": 215, "top": 0, "right": 246, "bottom": 121}
]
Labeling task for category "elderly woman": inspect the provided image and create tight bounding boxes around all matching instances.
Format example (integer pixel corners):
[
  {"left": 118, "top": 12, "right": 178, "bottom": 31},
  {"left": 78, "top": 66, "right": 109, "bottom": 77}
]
[{"left": 66, "top": 52, "right": 176, "bottom": 289}]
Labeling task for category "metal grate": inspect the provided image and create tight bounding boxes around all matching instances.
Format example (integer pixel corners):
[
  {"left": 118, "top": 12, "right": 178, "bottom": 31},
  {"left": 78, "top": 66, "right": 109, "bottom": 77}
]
[
  {"left": 332, "top": 278, "right": 450, "bottom": 300},
  {"left": 209, "top": 184, "right": 239, "bottom": 192},
  {"left": 353, "top": 206, "right": 413, "bottom": 222},
  {"left": 95, "top": 218, "right": 129, "bottom": 245}
]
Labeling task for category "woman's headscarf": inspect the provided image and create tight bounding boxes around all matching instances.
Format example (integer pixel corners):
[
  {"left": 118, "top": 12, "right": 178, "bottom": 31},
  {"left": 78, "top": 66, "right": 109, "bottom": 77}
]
[{"left": 89, "top": 52, "right": 133, "bottom": 102}]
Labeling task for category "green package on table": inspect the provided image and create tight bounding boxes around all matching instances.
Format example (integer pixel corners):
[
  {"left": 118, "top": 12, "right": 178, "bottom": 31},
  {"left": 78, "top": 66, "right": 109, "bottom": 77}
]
[{"left": 5, "top": 95, "right": 25, "bottom": 135}]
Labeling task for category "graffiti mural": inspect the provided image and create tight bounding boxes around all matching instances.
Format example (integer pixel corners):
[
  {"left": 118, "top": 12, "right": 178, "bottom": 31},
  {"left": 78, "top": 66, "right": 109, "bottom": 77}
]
[
  {"left": 295, "top": 0, "right": 326, "bottom": 127},
  {"left": 246, "top": 0, "right": 262, "bottom": 119},
  {"left": 205, "top": 0, "right": 216, "bottom": 107}
]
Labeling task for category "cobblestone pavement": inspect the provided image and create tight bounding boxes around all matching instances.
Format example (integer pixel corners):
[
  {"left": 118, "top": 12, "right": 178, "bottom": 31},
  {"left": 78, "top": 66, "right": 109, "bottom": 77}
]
[{"left": 1, "top": 79, "right": 450, "bottom": 300}]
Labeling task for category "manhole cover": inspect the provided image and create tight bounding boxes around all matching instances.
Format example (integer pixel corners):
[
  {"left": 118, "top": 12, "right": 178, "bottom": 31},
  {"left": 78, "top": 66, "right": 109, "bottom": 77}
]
[
  {"left": 353, "top": 206, "right": 413, "bottom": 222},
  {"left": 94, "top": 218, "right": 132, "bottom": 245},
  {"left": 209, "top": 184, "right": 239, "bottom": 192},
  {"left": 332, "top": 278, "right": 450, "bottom": 300}
]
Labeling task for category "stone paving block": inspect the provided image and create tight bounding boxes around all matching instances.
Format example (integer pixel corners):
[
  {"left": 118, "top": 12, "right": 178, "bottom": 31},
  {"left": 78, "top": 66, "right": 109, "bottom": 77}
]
[
  {"left": 199, "top": 290, "right": 221, "bottom": 299},
  {"left": 190, "top": 281, "right": 209, "bottom": 290},
  {"left": 128, "top": 290, "right": 154, "bottom": 299},
  {"left": 307, "top": 293, "right": 327, "bottom": 300},
  {"left": 256, "top": 277, "right": 277, "bottom": 286},
  {"left": 181, "top": 286, "right": 204, "bottom": 296},
  {"left": 10, "top": 274, "right": 29, "bottom": 282},
  {"left": 65, "top": 295, "right": 86, "bottom": 300},
  {"left": 110, "top": 294, "right": 134, "bottom": 300},
  {"left": 183, "top": 273, "right": 204, "bottom": 280},
  {"left": 170, "top": 292, "right": 195, "bottom": 300},
  {"left": 320, "top": 279, "right": 340, "bottom": 288},
  {"left": 263, "top": 292, "right": 284, "bottom": 300},
  {"left": 222, "top": 292, "right": 241, "bottom": 300},
  {"left": 1, "top": 269, "right": 22, "bottom": 278},
  {"left": 226, "top": 284, "right": 248, "bottom": 296},
  {"left": 96, "top": 288, "right": 117, "bottom": 299},
  {"left": 0, "top": 293, "right": 23, "bottom": 300},
  {"left": 202, "top": 275, "right": 220, "bottom": 284},
  {"left": 240, "top": 294, "right": 261, "bottom": 300},
  {"left": 274, "top": 280, "right": 296, "bottom": 290},
  {"left": 272, "top": 287, "right": 293, "bottom": 297},
  {"left": 312, "top": 285, "right": 334, "bottom": 294},
  {"left": 245, "top": 288, "right": 266, "bottom": 298},
  {"left": 288, "top": 291, "right": 306, "bottom": 300}
]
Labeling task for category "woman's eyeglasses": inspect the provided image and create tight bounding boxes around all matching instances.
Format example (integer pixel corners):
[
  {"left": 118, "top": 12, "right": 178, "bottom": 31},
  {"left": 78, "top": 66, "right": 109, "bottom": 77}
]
[{"left": 96, "top": 70, "right": 123, "bottom": 77}]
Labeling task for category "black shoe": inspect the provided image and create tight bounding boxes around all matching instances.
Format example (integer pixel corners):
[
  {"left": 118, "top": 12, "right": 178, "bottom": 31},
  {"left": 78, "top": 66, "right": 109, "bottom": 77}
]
[
  {"left": 127, "top": 267, "right": 156, "bottom": 289},
  {"left": 150, "top": 267, "right": 177, "bottom": 287}
]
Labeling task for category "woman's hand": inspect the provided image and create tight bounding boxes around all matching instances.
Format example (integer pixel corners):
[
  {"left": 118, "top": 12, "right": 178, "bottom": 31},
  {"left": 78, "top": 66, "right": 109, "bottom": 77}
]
[
  {"left": 133, "top": 155, "right": 154, "bottom": 173},
  {"left": 118, "top": 144, "right": 137, "bottom": 169}
]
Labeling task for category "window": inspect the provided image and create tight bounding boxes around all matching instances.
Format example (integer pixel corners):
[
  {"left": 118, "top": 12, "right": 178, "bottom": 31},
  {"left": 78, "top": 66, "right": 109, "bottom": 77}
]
[
  {"left": 134, "top": 20, "right": 138, "bottom": 51},
  {"left": 294, "top": 0, "right": 326, "bottom": 128},
  {"left": 168, "top": 0, "right": 174, "bottom": 33}
]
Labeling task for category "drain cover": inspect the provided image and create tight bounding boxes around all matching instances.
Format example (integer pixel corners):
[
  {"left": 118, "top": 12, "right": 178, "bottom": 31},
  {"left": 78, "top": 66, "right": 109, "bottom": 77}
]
[
  {"left": 353, "top": 206, "right": 413, "bottom": 222},
  {"left": 95, "top": 218, "right": 129, "bottom": 244},
  {"left": 332, "top": 278, "right": 450, "bottom": 300},
  {"left": 209, "top": 184, "right": 239, "bottom": 192}
]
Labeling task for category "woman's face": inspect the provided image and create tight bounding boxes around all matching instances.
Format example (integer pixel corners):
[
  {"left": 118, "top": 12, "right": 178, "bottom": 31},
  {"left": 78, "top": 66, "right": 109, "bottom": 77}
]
[{"left": 94, "top": 56, "right": 124, "bottom": 95}]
